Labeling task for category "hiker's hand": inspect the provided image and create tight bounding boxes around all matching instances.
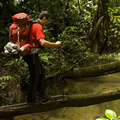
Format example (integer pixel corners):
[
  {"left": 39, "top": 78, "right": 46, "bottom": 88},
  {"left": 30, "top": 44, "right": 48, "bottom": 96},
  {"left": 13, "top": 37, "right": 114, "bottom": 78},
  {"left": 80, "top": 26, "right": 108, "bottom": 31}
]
[{"left": 55, "top": 41, "right": 62, "bottom": 47}]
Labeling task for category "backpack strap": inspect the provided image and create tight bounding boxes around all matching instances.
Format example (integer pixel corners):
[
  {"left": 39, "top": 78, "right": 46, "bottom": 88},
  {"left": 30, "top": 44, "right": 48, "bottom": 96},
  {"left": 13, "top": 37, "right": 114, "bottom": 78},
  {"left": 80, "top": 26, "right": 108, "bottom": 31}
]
[
  {"left": 30, "top": 40, "right": 37, "bottom": 47},
  {"left": 20, "top": 25, "right": 29, "bottom": 47},
  {"left": 17, "top": 27, "right": 20, "bottom": 49},
  {"left": 9, "top": 24, "right": 14, "bottom": 41},
  {"left": 26, "top": 25, "right": 28, "bottom": 43},
  {"left": 32, "top": 19, "right": 41, "bottom": 25}
]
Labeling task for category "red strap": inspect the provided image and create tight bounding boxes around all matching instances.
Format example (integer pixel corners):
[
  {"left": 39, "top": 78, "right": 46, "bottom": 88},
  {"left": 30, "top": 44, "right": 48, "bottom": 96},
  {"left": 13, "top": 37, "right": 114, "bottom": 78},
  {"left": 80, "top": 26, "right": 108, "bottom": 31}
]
[{"left": 9, "top": 24, "right": 14, "bottom": 41}]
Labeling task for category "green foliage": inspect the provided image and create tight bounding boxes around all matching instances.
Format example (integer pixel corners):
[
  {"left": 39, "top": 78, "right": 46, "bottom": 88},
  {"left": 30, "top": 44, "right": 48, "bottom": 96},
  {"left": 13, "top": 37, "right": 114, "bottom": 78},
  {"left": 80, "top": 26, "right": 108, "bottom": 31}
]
[
  {"left": 96, "top": 109, "right": 120, "bottom": 120},
  {"left": 0, "top": 75, "right": 12, "bottom": 81},
  {"left": 2, "top": 56, "right": 29, "bottom": 77},
  {"left": 3, "top": 57, "right": 24, "bottom": 68},
  {"left": 0, "top": 75, "right": 13, "bottom": 85},
  {"left": 3, "top": 59, "right": 16, "bottom": 67},
  {"left": 0, "top": 0, "right": 120, "bottom": 69},
  {"left": 108, "top": 7, "right": 120, "bottom": 23},
  {"left": 40, "top": 52, "right": 54, "bottom": 64},
  {"left": 60, "top": 25, "right": 91, "bottom": 66}
]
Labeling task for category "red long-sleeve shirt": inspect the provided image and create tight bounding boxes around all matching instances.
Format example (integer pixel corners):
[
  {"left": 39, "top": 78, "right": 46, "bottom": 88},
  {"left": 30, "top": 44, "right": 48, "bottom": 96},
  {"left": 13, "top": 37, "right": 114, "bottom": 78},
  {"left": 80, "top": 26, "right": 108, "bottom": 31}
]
[{"left": 28, "top": 23, "right": 45, "bottom": 48}]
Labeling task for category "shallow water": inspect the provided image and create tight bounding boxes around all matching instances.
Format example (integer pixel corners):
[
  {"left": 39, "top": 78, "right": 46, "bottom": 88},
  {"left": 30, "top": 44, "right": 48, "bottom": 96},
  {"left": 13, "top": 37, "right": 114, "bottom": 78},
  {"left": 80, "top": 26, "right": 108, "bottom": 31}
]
[{"left": 15, "top": 73, "right": 120, "bottom": 120}]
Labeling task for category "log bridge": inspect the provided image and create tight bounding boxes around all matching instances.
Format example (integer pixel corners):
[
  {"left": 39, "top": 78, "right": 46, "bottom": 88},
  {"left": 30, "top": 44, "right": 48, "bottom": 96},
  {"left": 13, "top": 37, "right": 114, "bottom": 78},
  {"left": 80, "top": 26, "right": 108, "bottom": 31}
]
[{"left": 1, "top": 88, "right": 120, "bottom": 118}]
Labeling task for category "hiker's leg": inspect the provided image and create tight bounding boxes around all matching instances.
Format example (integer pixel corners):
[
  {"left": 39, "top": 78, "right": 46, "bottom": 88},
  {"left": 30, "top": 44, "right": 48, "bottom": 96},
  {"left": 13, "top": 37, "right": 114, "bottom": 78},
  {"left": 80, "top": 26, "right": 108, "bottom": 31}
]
[
  {"left": 23, "top": 55, "right": 39, "bottom": 102},
  {"left": 31, "top": 54, "right": 40, "bottom": 100},
  {"left": 37, "top": 58, "right": 46, "bottom": 96}
]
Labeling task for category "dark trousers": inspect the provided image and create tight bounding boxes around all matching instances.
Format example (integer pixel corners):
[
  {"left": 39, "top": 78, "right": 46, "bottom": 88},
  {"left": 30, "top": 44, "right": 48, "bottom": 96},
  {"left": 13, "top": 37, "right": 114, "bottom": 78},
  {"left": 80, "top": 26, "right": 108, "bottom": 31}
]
[{"left": 23, "top": 54, "right": 46, "bottom": 102}]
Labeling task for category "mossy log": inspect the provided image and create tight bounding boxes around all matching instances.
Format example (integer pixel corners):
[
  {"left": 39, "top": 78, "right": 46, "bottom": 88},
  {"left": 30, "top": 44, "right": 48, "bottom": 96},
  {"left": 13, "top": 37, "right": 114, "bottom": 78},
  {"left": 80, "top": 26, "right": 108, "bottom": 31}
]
[
  {"left": 64, "top": 61, "right": 120, "bottom": 78},
  {"left": 1, "top": 88, "right": 120, "bottom": 118},
  {"left": 46, "top": 61, "right": 120, "bottom": 79}
]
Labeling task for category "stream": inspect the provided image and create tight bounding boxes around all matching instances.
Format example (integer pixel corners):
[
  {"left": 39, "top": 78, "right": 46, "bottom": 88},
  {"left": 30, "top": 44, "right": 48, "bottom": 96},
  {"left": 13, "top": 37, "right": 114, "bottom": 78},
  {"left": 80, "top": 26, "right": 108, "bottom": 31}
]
[{"left": 14, "top": 72, "right": 120, "bottom": 120}]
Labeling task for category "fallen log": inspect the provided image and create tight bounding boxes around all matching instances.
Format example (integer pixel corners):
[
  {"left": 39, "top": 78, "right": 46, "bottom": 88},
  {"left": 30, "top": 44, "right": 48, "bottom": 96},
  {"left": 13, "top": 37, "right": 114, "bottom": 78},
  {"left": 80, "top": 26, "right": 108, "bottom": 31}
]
[
  {"left": 45, "top": 65, "right": 75, "bottom": 80},
  {"left": 46, "top": 61, "right": 120, "bottom": 79},
  {"left": 64, "top": 60, "right": 120, "bottom": 78},
  {"left": 1, "top": 88, "right": 120, "bottom": 118}
]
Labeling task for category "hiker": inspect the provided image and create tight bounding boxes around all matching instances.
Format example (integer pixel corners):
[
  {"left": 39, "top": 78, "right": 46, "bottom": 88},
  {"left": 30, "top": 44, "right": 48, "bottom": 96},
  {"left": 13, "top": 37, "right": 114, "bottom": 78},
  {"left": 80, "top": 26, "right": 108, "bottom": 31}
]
[{"left": 23, "top": 11, "right": 62, "bottom": 103}]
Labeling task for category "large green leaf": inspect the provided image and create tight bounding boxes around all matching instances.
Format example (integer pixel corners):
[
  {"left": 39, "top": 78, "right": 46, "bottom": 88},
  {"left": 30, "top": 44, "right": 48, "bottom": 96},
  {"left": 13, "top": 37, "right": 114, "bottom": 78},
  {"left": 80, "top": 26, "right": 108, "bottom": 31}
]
[
  {"left": 0, "top": 2, "right": 2, "bottom": 7},
  {"left": 96, "top": 118, "right": 108, "bottom": 120},
  {"left": 41, "top": 56, "right": 48, "bottom": 61},
  {"left": 105, "top": 109, "right": 117, "bottom": 119}
]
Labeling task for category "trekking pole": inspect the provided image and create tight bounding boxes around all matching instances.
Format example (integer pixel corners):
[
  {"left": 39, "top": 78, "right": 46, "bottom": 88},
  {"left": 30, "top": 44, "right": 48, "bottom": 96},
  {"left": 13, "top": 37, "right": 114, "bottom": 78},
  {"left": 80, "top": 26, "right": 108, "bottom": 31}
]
[
  {"left": 57, "top": 0, "right": 65, "bottom": 99},
  {"left": 58, "top": 35, "right": 65, "bottom": 100},
  {"left": 58, "top": 36, "right": 62, "bottom": 71}
]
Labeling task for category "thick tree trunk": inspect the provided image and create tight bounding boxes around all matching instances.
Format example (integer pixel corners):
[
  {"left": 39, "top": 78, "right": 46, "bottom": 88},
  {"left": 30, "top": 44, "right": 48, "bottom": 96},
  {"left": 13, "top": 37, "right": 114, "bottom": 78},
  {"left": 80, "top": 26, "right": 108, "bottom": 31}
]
[
  {"left": 64, "top": 61, "right": 120, "bottom": 78},
  {"left": 0, "top": 88, "right": 120, "bottom": 118}
]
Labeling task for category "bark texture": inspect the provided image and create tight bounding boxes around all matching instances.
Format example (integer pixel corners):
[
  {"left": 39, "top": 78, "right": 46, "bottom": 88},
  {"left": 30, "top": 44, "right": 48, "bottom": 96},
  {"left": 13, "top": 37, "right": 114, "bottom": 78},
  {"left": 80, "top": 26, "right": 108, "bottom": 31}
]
[
  {"left": 0, "top": 88, "right": 120, "bottom": 118},
  {"left": 64, "top": 61, "right": 120, "bottom": 78}
]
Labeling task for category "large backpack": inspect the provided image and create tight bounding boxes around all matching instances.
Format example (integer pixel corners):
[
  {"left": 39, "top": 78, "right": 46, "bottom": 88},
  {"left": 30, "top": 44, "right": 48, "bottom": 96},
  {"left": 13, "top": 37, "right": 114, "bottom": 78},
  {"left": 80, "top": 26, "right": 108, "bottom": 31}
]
[{"left": 3, "top": 13, "right": 34, "bottom": 57}]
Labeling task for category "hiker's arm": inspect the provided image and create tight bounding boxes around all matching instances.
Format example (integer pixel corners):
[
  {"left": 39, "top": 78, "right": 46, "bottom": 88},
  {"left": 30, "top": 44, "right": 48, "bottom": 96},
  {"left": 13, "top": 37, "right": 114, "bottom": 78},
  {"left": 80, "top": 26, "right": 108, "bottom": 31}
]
[{"left": 39, "top": 38, "right": 62, "bottom": 48}]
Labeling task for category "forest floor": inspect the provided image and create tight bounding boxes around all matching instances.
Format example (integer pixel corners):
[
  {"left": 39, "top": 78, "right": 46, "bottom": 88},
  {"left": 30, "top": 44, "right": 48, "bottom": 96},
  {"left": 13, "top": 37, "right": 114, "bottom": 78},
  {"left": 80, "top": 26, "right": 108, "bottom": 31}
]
[{"left": 0, "top": 53, "right": 120, "bottom": 120}]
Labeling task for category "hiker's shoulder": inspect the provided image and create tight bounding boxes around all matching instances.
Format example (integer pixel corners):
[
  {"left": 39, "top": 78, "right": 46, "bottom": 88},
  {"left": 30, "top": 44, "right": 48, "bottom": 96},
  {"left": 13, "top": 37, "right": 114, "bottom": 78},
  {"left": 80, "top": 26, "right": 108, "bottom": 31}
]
[
  {"left": 31, "top": 24, "right": 42, "bottom": 33},
  {"left": 32, "top": 23, "right": 42, "bottom": 28}
]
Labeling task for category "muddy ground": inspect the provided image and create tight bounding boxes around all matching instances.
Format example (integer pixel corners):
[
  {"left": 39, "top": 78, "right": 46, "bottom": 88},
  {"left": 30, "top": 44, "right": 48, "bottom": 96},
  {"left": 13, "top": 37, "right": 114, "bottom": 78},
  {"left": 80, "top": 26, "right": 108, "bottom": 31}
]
[{"left": 14, "top": 73, "right": 120, "bottom": 120}]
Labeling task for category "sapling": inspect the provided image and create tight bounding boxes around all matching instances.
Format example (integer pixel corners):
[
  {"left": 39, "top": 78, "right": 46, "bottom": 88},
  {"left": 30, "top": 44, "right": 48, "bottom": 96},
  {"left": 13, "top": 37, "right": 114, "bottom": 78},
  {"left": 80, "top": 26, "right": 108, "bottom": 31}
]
[{"left": 96, "top": 109, "right": 120, "bottom": 120}]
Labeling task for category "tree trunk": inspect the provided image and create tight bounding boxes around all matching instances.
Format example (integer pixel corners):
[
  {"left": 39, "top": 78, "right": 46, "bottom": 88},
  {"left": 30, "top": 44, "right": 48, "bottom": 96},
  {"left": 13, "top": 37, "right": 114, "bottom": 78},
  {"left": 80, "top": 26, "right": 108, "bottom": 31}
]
[
  {"left": 0, "top": 88, "right": 120, "bottom": 118},
  {"left": 64, "top": 61, "right": 120, "bottom": 78},
  {"left": 45, "top": 61, "right": 120, "bottom": 79}
]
